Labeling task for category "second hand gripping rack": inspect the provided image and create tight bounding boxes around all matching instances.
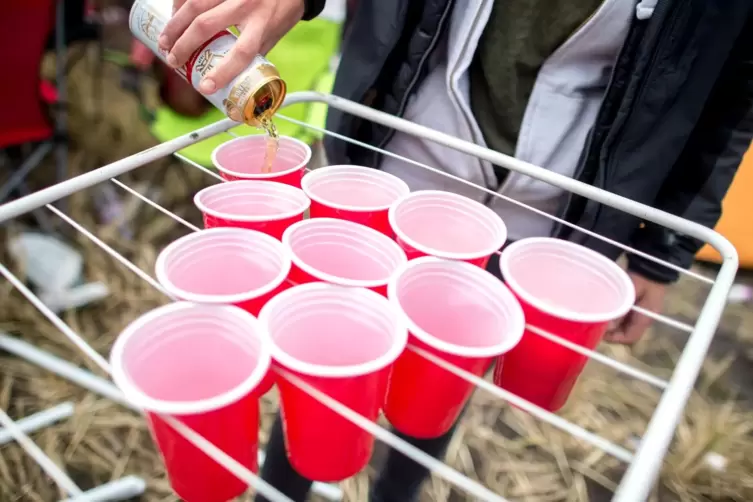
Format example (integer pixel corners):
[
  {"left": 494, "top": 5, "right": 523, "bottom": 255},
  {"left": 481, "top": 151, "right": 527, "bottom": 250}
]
[{"left": 0, "top": 92, "right": 739, "bottom": 502}]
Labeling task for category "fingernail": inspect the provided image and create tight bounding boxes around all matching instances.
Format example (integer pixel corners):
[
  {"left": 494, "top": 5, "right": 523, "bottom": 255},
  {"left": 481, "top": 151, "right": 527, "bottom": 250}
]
[
  {"left": 199, "top": 78, "right": 216, "bottom": 93},
  {"left": 159, "top": 34, "right": 169, "bottom": 48},
  {"left": 166, "top": 53, "right": 178, "bottom": 67}
]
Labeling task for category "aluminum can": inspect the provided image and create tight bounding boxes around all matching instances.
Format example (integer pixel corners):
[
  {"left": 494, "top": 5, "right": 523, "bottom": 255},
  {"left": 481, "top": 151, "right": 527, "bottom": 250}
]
[{"left": 129, "top": 0, "right": 286, "bottom": 126}]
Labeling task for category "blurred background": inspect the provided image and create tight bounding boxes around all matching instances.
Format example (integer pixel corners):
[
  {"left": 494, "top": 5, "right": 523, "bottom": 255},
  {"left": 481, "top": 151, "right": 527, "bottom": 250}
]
[{"left": 0, "top": 1, "right": 752, "bottom": 501}]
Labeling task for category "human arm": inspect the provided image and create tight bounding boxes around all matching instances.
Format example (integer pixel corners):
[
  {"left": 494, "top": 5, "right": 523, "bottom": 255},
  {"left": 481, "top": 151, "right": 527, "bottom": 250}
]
[
  {"left": 158, "top": 0, "right": 326, "bottom": 94},
  {"left": 606, "top": 25, "right": 753, "bottom": 343},
  {"left": 626, "top": 34, "right": 753, "bottom": 285}
]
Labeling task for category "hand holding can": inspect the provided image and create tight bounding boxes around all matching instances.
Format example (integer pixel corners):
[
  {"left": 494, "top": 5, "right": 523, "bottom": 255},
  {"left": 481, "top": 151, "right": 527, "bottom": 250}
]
[
  {"left": 157, "top": 0, "right": 303, "bottom": 95},
  {"left": 128, "top": 0, "right": 287, "bottom": 126}
]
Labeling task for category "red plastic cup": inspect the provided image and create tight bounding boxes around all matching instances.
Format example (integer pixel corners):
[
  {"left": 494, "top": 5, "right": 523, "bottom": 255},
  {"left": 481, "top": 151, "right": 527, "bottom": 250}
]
[
  {"left": 301, "top": 165, "right": 410, "bottom": 236},
  {"left": 494, "top": 237, "right": 636, "bottom": 412},
  {"left": 384, "top": 257, "right": 525, "bottom": 438},
  {"left": 388, "top": 190, "right": 507, "bottom": 268},
  {"left": 155, "top": 228, "right": 292, "bottom": 317},
  {"left": 194, "top": 180, "right": 310, "bottom": 240},
  {"left": 155, "top": 228, "right": 291, "bottom": 396},
  {"left": 212, "top": 135, "right": 312, "bottom": 187},
  {"left": 281, "top": 217, "right": 407, "bottom": 296},
  {"left": 258, "top": 283, "right": 408, "bottom": 482},
  {"left": 110, "top": 302, "right": 271, "bottom": 502}
]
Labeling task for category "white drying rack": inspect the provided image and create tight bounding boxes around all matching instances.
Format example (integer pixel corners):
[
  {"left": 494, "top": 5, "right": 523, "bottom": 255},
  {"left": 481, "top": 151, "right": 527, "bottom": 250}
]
[{"left": 0, "top": 92, "right": 739, "bottom": 502}]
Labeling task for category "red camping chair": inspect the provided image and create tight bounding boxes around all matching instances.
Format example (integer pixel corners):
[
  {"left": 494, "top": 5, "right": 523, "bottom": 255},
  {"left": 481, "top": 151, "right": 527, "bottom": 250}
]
[{"left": 0, "top": 1, "right": 67, "bottom": 228}]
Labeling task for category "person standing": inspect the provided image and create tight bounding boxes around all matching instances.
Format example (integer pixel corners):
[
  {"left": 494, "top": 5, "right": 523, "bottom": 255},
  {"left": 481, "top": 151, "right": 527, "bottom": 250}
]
[{"left": 158, "top": 0, "right": 752, "bottom": 500}]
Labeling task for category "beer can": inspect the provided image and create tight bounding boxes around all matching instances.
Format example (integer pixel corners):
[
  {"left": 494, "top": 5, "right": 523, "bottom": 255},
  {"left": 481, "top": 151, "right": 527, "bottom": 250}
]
[{"left": 128, "top": 0, "right": 287, "bottom": 126}]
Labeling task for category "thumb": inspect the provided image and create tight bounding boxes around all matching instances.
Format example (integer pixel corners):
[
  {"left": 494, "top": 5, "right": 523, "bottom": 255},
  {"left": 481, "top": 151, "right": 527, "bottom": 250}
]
[{"left": 620, "top": 310, "right": 653, "bottom": 345}]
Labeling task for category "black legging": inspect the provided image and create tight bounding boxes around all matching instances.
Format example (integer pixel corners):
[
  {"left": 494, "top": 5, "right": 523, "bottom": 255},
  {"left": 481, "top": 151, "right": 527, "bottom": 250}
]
[
  {"left": 257, "top": 414, "right": 461, "bottom": 502},
  {"left": 256, "top": 251, "right": 506, "bottom": 502}
]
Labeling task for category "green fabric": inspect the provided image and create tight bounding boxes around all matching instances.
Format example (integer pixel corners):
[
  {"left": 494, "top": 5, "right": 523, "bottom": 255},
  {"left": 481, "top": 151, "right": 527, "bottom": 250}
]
[
  {"left": 150, "top": 18, "right": 342, "bottom": 167},
  {"left": 469, "top": 0, "right": 604, "bottom": 179}
]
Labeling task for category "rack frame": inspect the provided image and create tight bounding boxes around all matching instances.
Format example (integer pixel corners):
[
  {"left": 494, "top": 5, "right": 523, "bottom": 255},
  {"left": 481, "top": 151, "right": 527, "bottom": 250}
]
[{"left": 0, "top": 92, "right": 739, "bottom": 502}]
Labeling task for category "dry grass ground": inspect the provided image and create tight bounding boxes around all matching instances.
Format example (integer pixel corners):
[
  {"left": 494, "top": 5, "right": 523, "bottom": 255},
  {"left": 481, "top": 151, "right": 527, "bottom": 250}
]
[{"left": 0, "top": 43, "right": 751, "bottom": 502}]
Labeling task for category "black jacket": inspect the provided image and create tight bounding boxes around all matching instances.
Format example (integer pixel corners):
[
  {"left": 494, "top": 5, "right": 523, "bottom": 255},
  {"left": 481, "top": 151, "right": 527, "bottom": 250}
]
[{"left": 322, "top": 0, "right": 753, "bottom": 283}]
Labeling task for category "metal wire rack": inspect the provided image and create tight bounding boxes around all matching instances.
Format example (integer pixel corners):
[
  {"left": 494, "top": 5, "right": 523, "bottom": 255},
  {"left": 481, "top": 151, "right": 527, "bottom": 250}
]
[{"left": 0, "top": 91, "right": 739, "bottom": 502}]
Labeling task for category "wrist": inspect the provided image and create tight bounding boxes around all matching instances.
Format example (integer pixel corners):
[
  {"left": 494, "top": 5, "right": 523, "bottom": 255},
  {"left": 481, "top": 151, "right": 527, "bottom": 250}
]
[{"left": 626, "top": 253, "right": 678, "bottom": 285}]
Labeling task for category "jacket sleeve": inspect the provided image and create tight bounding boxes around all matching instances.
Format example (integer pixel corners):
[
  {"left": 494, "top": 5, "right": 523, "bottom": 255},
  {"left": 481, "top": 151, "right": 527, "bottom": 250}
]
[
  {"left": 302, "top": 0, "right": 327, "bottom": 20},
  {"left": 627, "top": 28, "right": 753, "bottom": 284}
]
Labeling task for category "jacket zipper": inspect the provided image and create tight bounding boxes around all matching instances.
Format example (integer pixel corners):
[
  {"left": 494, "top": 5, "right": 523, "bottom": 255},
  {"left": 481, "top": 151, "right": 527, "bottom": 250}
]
[
  {"left": 375, "top": 0, "right": 455, "bottom": 154},
  {"left": 551, "top": 0, "right": 669, "bottom": 238},
  {"left": 562, "top": 0, "right": 675, "bottom": 238},
  {"left": 340, "top": 0, "right": 410, "bottom": 159}
]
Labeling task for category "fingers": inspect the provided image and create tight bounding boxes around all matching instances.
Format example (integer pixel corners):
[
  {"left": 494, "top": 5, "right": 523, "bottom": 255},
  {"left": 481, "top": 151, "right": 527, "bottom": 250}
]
[
  {"left": 159, "top": 0, "right": 226, "bottom": 65},
  {"left": 604, "top": 316, "right": 627, "bottom": 343},
  {"left": 171, "top": 0, "right": 188, "bottom": 14},
  {"left": 258, "top": 0, "right": 305, "bottom": 54},
  {"left": 201, "top": 12, "right": 268, "bottom": 93},
  {"left": 620, "top": 310, "right": 653, "bottom": 344},
  {"left": 604, "top": 311, "right": 652, "bottom": 345}
]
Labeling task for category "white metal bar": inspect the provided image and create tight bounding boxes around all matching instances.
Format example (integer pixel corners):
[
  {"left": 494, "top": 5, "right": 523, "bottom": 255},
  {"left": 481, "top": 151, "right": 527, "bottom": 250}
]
[
  {"left": 523, "top": 325, "right": 667, "bottom": 389},
  {"left": 0, "top": 282, "right": 294, "bottom": 502},
  {"left": 0, "top": 408, "right": 83, "bottom": 496},
  {"left": 0, "top": 92, "right": 738, "bottom": 501},
  {"left": 406, "top": 344, "right": 633, "bottom": 462},
  {"left": 41, "top": 203, "right": 615, "bottom": 495},
  {"left": 282, "top": 93, "right": 737, "bottom": 261},
  {"left": 278, "top": 368, "right": 509, "bottom": 502},
  {"left": 159, "top": 415, "right": 294, "bottom": 502},
  {"left": 59, "top": 476, "right": 147, "bottom": 502},
  {"left": 109, "top": 178, "right": 200, "bottom": 232},
  {"left": 0, "top": 118, "right": 236, "bottom": 223},
  {"left": 112, "top": 164, "right": 673, "bottom": 387},
  {"left": 0, "top": 334, "right": 344, "bottom": 501},
  {"left": 0, "top": 402, "right": 75, "bottom": 445},
  {"left": 0, "top": 262, "right": 110, "bottom": 373},
  {"left": 152, "top": 130, "right": 687, "bottom": 389},
  {"left": 174, "top": 152, "right": 224, "bottom": 181},
  {"left": 0, "top": 333, "right": 134, "bottom": 408},
  {"left": 124, "top": 154, "right": 680, "bottom": 393},
  {"left": 38, "top": 206, "right": 630, "bottom": 486},
  {"left": 131, "top": 151, "right": 676, "bottom": 391},
  {"left": 630, "top": 305, "right": 695, "bottom": 334},
  {"left": 66, "top": 182, "right": 661, "bottom": 455},
  {"left": 278, "top": 93, "right": 739, "bottom": 501},
  {"left": 174, "top": 124, "right": 698, "bottom": 347},
  {"left": 46, "top": 205, "right": 174, "bottom": 298},
  {"left": 275, "top": 111, "right": 715, "bottom": 286}
]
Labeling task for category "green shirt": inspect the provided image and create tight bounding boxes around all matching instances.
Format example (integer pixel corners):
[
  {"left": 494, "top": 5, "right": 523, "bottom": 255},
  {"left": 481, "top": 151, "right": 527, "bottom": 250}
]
[{"left": 469, "top": 0, "right": 604, "bottom": 186}]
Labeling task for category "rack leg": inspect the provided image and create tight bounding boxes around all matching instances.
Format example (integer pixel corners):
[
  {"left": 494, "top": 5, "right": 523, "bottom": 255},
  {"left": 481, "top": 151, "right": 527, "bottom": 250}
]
[
  {"left": 0, "top": 402, "right": 75, "bottom": 445},
  {"left": 0, "top": 333, "right": 343, "bottom": 501},
  {"left": 58, "top": 476, "right": 147, "bottom": 502},
  {"left": 0, "top": 408, "right": 83, "bottom": 497}
]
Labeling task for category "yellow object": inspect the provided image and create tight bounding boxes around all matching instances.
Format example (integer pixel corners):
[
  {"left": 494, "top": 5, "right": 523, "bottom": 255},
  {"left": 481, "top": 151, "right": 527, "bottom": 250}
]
[{"left": 696, "top": 142, "right": 753, "bottom": 268}]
